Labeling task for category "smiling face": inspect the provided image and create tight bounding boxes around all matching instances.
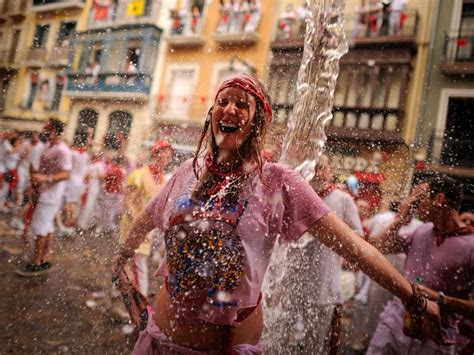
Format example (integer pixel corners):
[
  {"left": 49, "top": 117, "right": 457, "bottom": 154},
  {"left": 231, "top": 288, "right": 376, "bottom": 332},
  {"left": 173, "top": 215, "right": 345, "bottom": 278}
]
[{"left": 211, "top": 87, "right": 257, "bottom": 154}]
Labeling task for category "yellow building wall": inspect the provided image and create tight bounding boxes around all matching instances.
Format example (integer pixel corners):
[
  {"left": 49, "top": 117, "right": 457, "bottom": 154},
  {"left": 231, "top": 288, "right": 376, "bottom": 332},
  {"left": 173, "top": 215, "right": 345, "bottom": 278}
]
[
  {"left": 3, "top": 1, "right": 90, "bottom": 129},
  {"left": 158, "top": 0, "right": 278, "bottom": 123}
]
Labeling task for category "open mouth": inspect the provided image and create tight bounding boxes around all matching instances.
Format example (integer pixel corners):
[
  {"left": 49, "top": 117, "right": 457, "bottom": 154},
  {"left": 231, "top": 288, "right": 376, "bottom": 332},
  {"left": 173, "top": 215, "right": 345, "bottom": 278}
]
[{"left": 219, "top": 122, "right": 240, "bottom": 134}]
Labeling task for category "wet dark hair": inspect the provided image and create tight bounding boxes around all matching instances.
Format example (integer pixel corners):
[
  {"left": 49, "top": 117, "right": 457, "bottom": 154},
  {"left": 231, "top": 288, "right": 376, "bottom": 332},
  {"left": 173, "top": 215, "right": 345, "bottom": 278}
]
[
  {"left": 49, "top": 118, "right": 65, "bottom": 136},
  {"left": 424, "top": 174, "right": 464, "bottom": 211}
]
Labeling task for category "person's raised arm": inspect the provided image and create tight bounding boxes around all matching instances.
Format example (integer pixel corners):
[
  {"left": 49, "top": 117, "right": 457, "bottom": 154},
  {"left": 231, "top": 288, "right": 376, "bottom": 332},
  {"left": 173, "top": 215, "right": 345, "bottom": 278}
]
[
  {"left": 308, "top": 211, "right": 452, "bottom": 345},
  {"left": 371, "top": 183, "right": 428, "bottom": 254},
  {"left": 418, "top": 285, "right": 474, "bottom": 319}
]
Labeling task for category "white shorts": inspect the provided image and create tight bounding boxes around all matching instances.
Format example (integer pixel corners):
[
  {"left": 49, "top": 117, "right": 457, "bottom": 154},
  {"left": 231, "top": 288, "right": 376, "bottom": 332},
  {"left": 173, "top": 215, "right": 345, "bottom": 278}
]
[
  {"left": 64, "top": 182, "right": 85, "bottom": 204},
  {"left": 30, "top": 200, "right": 63, "bottom": 237}
]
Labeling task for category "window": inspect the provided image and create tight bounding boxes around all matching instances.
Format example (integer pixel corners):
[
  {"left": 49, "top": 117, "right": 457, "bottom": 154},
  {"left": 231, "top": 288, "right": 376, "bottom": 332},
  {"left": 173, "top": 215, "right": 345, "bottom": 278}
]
[
  {"left": 0, "top": 79, "right": 9, "bottom": 110},
  {"left": 124, "top": 39, "right": 141, "bottom": 72},
  {"left": 441, "top": 97, "right": 474, "bottom": 167},
  {"left": 50, "top": 75, "right": 65, "bottom": 111},
  {"left": 8, "top": 29, "right": 21, "bottom": 63},
  {"left": 76, "top": 108, "right": 98, "bottom": 139},
  {"left": 26, "top": 73, "right": 39, "bottom": 109},
  {"left": 108, "top": 111, "right": 132, "bottom": 137},
  {"left": 56, "top": 21, "right": 76, "bottom": 46},
  {"left": 33, "top": 24, "right": 50, "bottom": 48},
  {"left": 105, "top": 111, "right": 133, "bottom": 150},
  {"left": 171, "top": 0, "right": 206, "bottom": 35},
  {"left": 166, "top": 68, "right": 196, "bottom": 119},
  {"left": 267, "top": 64, "right": 300, "bottom": 123},
  {"left": 1, "top": 79, "right": 9, "bottom": 97},
  {"left": 458, "top": 2, "right": 474, "bottom": 59}
]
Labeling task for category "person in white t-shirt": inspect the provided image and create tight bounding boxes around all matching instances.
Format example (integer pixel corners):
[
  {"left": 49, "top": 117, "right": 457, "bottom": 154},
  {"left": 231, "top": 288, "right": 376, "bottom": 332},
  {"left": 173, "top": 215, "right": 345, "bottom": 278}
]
[
  {"left": 360, "top": 201, "right": 422, "bottom": 345},
  {"left": 17, "top": 119, "right": 72, "bottom": 276},
  {"left": 77, "top": 151, "right": 105, "bottom": 231},
  {"left": 0, "top": 131, "right": 16, "bottom": 211},
  {"left": 9, "top": 138, "right": 32, "bottom": 230},
  {"left": 60, "top": 131, "right": 90, "bottom": 235},
  {"left": 264, "top": 154, "right": 364, "bottom": 353}
]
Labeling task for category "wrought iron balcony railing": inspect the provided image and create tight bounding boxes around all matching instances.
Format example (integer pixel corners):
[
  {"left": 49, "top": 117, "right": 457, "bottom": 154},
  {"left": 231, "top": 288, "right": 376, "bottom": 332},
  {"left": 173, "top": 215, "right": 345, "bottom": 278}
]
[
  {"left": 166, "top": 8, "right": 206, "bottom": 48},
  {"left": 32, "top": 0, "right": 85, "bottom": 13},
  {"left": 272, "top": 8, "right": 418, "bottom": 45},
  {"left": 444, "top": 30, "right": 474, "bottom": 62},
  {"left": 87, "top": 0, "right": 159, "bottom": 28},
  {"left": 49, "top": 46, "right": 71, "bottom": 67},
  {"left": 23, "top": 47, "right": 48, "bottom": 67},
  {"left": 66, "top": 72, "right": 152, "bottom": 96}
]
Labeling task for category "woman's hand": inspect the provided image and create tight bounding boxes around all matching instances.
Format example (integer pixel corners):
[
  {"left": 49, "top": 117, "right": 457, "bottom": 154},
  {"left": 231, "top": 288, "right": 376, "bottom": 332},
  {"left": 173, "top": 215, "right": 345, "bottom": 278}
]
[
  {"left": 113, "top": 247, "right": 134, "bottom": 276},
  {"left": 422, "top": 300, "right": 455, "bottom": 346},
  {"left": 418, "top": 285, "right": 439, "bottom": 301}
]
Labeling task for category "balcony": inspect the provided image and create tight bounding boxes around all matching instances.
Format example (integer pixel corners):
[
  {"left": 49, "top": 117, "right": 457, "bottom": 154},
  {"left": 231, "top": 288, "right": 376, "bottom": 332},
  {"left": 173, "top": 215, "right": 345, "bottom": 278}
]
[
  {"left": 65, "top": 72, "right": 152, "bottom": 101},
  {"left": 49, "top": 46, "right": 71, "bottom": 67},
  {"left": 327, "top": 107, "right": 404, "bottom": 143},
  {"left": 272, "top": 9, "right": 419, "bottom": 51},
  {"left": 32, "top": 0, "right": 85, "bottom": 13},
  {"left": 440, "top": 30, "right": 474, "bottom": 75},
  {"left": 87, "top": 0, "right": 160, "bottom": 30},
  {"left": 3, "top": 0, "right": 28, "bottom": 19},
  {"left": 213, "top": 4, "right": 261, "bottom": 47},
  {"left": 23, "top": 47, "right": 48, "bottom": 68},
  {"left": 0, "top": 50, "right": 20, "bottom": 70},
  {"left": 166, "top": 9, "right": 206, "bottom": 49},
  {"left": 271, "top": 104, "right": 404, "bottom": 143}
]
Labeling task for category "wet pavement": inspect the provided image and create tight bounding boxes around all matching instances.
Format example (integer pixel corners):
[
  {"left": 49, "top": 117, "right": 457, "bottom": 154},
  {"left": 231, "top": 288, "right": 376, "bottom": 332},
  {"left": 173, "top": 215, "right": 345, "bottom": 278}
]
[
  {"left": 0, "top": 209, "right": 367, "bottom": 354},
  {"left": 0, "top": 212, "right": 136, "bottom": 354}
]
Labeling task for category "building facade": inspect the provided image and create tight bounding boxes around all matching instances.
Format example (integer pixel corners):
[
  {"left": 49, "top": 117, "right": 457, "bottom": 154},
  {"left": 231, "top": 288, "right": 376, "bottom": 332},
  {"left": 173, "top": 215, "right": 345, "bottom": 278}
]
[
  {"left": 415, "top": 0, "right": 474, "bottom": 210},
  {"left": 267, "top": 0, "right": 436, "bottom": 209},
  {"left": 64, "top": 0, "right": 171, "bottom": 155},
  {"left": 153, "top": 0, "right": 278, "bottom": 162},
  {"left": 1, "top": 0, "right": 87, "bottom": 132}
]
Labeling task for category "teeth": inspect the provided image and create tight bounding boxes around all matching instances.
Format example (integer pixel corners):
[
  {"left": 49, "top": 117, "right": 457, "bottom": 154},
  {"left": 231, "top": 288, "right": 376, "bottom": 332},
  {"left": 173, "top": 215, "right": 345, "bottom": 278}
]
[{"left": 221, "top": 122, "right": 238, "bottom": 128}]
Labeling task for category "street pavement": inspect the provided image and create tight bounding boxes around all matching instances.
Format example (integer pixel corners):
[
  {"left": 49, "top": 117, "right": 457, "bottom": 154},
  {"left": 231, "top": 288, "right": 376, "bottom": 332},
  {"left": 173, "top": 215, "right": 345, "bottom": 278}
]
[{"left": 0, "top": 212, "right": 136, "bottom": 353}]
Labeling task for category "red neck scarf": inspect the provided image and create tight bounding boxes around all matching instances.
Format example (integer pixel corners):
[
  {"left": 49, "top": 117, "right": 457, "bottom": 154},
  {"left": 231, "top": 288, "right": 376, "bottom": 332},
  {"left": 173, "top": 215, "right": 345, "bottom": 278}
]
[
  {"left": 148, "top": 164, "right": 164, "bottom": 184},
  {"left": 434, "top": 225, "right": 474, "bottom": 247},
  {"left": 204, "top": 153, "right": 252, "bottom": 196},
  {"left": 318, "top": 182, "right": 336, "bottom": 199}
]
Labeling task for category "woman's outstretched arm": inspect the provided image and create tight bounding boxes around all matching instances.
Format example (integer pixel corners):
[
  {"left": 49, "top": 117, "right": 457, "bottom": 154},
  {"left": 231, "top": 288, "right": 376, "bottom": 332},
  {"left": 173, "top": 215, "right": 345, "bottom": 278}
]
[
  {"left": 115, "top": 210, "right": 156, "bottom": 271},
  {"left": 308, "top": 211, "right": 452, "bottom": 345}
]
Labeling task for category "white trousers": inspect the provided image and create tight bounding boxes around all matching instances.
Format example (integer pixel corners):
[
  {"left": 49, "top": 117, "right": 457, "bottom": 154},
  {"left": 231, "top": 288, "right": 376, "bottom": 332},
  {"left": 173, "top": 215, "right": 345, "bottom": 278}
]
[{"left": 134, "top": 254, "right": 149, "bottom": 297}]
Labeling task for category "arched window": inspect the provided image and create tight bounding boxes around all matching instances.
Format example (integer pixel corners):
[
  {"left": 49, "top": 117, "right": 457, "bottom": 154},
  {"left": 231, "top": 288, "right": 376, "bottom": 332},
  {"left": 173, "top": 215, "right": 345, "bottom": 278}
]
[
  {"left": 105, "top": 110, "right": 133, "bottom": 150},
  {"left": 75, "top": 108, "right": 98, "bottom": 139}
]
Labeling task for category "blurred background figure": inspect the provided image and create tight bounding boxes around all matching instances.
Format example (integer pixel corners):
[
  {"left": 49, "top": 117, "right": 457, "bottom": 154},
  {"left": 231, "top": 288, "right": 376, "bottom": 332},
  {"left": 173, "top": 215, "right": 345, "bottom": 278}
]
[
  {"left": 77, "top": 151, "right": 106, "bottom": 232},
  {"left": 120, "top": 140, "right": 173, "bottom": 298}
]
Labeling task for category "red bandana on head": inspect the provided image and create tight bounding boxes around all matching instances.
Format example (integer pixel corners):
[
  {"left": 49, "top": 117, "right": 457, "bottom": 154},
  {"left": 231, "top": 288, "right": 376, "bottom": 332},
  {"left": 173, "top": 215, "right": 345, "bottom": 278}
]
[{"left": 215, "top": 73, "right": 273, "bottom": 123}]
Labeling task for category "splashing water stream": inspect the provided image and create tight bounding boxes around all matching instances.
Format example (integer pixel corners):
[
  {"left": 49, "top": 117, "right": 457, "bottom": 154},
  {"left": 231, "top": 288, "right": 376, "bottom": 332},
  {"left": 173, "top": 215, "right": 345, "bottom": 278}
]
[
  {"left": 279, "top": 0, "right": 348, "bottom": 179},
  {"left": 263, "top": 0, "right": 348, "bottom": 351}
]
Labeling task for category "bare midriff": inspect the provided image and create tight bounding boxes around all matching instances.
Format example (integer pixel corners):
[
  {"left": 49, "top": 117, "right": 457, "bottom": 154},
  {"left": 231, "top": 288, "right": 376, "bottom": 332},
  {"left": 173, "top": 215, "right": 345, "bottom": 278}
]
[{"left": 153, "top": 285, "right": 263, "bottom": 351}]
